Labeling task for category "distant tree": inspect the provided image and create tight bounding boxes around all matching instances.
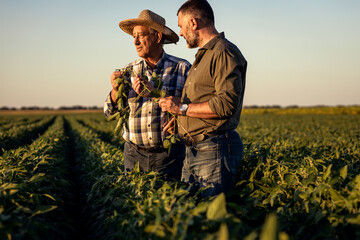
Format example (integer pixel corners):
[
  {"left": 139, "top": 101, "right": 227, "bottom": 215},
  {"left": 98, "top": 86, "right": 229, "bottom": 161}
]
[
  {"left": 263, "top": 105, "right": 281, "bottom": 109},
  {"left": 21, "top": 106, "right": 41, "bottom": 110},
  {"left": 244, "top": 105, "right": 259, "bottom": 109},
  {"left": 286, "top": 105, "right": 299, "bottom": 108},
  {"left": 311, "top": 105, "right": 327, "bottom": 108},
  {"left": 88, "top": 106, "right": 101, "bottom": 110}
]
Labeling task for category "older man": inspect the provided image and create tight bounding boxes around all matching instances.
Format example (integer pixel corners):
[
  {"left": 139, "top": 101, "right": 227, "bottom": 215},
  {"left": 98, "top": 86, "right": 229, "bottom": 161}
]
[
  {"left": 104, "top": 10, "right": 191, "bottom": 181},
  {"left": 159, "top": 0, "right": 247, "bottom": 196}
]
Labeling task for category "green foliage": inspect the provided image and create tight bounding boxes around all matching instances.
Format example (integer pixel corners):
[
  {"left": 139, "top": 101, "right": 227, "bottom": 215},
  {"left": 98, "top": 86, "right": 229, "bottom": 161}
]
[
  {"left": 0, "top": 116, "right": 55, "bottom": 154},
  {"left": 233, "top": 114, "right": 360, "bottom": 239},
  {"left": 108, "top": 70, "right": 166, "bottom": 141},
  {"left": 0, "top": 116, "right": 72, "bottom": 239},
  {"left": 0, "top": 111, "right": 359, "bottom": 239}
]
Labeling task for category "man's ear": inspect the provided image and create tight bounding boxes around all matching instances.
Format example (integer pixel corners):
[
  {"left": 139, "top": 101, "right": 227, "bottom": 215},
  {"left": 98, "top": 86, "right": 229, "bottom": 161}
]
[
  {"left": 156, "top": 32, "right": 163, "bottom": 43},
  {"left": 189, "top": 17, "right": 198, "bottom": 30}
]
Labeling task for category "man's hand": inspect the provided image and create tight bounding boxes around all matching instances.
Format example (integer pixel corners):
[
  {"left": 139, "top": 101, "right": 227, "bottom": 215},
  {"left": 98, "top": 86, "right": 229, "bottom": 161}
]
[
  {"left": 159, "top": 96, "right": 181, "bottom": 115},
  {"left": 110, "top": 70, "right": 125, "bottom": 102},
  {"left": 133, "top": 75, "right": 155, "bottom": 97}
]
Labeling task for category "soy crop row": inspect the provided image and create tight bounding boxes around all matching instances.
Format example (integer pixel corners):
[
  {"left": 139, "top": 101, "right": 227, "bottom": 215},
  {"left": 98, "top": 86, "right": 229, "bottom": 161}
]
[{"left": 0, "top": 108, "right": 359, "bottom": 239}]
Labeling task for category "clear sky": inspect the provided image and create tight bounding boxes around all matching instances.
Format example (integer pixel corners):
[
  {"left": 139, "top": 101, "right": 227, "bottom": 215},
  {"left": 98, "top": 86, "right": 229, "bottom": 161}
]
[{"left": 1, "top": 0, "right": 360, "bottom": 108}]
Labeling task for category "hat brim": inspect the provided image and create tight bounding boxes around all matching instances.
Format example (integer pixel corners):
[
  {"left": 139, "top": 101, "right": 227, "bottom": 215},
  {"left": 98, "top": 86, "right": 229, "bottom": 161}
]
[{"left": 119, "top": 19, "right": 179, "bottom": 44}]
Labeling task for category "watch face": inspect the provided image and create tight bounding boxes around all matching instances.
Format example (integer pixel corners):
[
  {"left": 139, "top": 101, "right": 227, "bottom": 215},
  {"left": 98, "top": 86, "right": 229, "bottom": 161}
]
[
  {"left": 180, "top": 104, "right": 188, "bottom": 116},
  {"left": 181, "top": 104, "right": 188, "bottom": 111}
]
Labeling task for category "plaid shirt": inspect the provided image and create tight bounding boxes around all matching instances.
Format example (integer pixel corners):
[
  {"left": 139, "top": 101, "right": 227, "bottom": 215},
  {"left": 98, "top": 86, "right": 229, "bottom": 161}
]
[{"left": 104, "top": 51, "right": 191, "bottom": 147}]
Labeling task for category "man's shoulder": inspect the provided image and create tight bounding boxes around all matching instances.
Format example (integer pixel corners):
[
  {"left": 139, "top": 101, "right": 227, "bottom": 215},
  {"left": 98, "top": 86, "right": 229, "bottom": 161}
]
[
  {"left": 213, "top": 37, "right": 246, "bottom": 63},
  {"left": 165, "top": 53, "right": 191, "bottom": 68},
  {"left": 213, "top": 37, "right": 238, "bottom": 52},
  {"left": 125, "top": 58, "right": 143, "bottom": 68}
]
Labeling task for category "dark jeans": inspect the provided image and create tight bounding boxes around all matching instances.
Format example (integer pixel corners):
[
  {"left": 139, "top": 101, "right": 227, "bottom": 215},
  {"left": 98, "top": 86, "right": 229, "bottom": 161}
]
[
  {"left": 124, "top": 141, "right": 185, "bottom": 181},
  {"left": 181, "top": 130, "right": 243, "bottom": 198}
]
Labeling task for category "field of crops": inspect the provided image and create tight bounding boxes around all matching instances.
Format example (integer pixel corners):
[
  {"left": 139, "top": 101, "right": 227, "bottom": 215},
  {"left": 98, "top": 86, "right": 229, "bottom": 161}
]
[{"left": 1, "top": 107, "right": 359, "bottom": 240}]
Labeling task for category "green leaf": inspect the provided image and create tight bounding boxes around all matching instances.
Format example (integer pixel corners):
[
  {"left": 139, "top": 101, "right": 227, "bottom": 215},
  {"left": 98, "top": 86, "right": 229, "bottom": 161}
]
[
  {"left": 159, "top": 90, "right": 166, "bottom": 97},
  {"left": 329, "top": 188, "right": 344, "bottom": 204},
  {"left": 206, "top": 193, "right": 227, "bottom": 220},
  {"left": 192, "top": 201, "right": 210, "bottom": 216},
  {"left": 260, "top": 213, "right": 278, "bottom": 240},
  {"left": 173, "top": 188, "right": 189, "bottom": 197},
  {"left": 144, "top": 224, "right": 166, "bottom": 238},
  {"left": 258, "top": 185, "right": 273, "bottom": 194},
  {"left": 30, "top": 205, "right": 58, "bottom": 218},
  {"left": 0, "top": 183, "right": 18, "bottom": 191},
  {"left": 43, "top": 194, "right": 56, "bottom": 201},
  {"left": 340, "top": 165, "right": 348, "bottom": 179},
  {"left": 8, "top": 189, "right": 18, "bottom": 195},
  {"left": 346, "top": 215, "right": 360, "bottom": 225},
  {"left": 28, "top": 173, "right": 46, "bottom": 183},
  {"left": 149, "top": 89, "right": 166, "bottom": 98},
  {"left": 323, "top": 164, "right": 332, "bottom": 181},
  {"left": 115, "top": 77, "right": 123, "bottom": 85},
  {"left": 150, "top": 89, "right": 161, "bottom": 98},
  {"left": 107, "top": 112, "right": 120, "bottom": 121},
  {"left": 217, "top": 223, "right": 229, "bottom": 240}
]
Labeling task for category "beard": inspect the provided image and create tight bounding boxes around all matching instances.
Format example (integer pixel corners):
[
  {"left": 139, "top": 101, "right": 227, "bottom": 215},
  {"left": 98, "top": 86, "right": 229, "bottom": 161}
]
[{"left": 185, "top": 28, "right": 199, "bottom": 49}]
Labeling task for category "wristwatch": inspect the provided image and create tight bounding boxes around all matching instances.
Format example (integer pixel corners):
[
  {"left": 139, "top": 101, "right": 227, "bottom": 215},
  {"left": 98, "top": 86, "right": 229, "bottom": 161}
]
[{"left": 180, "top": 103, "right": 188, "bottom": 116}]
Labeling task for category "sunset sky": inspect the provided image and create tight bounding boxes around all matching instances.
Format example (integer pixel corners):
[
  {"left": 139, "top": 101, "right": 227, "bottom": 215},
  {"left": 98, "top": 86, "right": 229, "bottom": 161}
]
[{"left": 1, "top": 0, "right": 359, "bottom": 108}]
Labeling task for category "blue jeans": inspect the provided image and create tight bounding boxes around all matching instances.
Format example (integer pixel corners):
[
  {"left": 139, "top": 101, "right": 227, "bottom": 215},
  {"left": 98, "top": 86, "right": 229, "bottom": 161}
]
[
  {"left": 181, "top": 130, "right": 243, "bottom": 198},
  {"left": 124, "top": 141, "right": 185, "bottom": 181}
]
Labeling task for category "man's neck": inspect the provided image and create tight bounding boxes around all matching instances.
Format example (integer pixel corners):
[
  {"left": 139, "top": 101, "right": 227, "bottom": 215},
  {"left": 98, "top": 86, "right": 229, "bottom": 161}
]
[
  {"left": 198, "top": 27, "right": 219, "bottom": 48},
  {"left": 144, "top": 49, "right": 163, "bottom": 70}
]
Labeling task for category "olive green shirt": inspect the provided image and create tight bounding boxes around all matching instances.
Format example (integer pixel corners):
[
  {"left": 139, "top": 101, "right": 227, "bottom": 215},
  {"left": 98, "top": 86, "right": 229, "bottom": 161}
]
[{"left": 178, "top": 32, "right": 247, "bottom": 139}]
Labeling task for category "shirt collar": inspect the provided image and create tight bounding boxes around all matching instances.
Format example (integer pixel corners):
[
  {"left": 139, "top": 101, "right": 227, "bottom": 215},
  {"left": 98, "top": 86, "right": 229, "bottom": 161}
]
[
  {"left": 194, "top": 33, "right": 224, "bottom": 63},
  {"left": 201, "top": 32, "right": 225, "bottom": 50},
  {"left": 142, "top": 51, "right": 167, "bottom": 71}
]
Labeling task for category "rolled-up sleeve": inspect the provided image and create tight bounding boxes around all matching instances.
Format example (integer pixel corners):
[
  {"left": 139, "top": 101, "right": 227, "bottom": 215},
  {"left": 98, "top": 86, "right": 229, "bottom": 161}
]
[
  {"left": 104, "top": 92, "right": 118, "bottom": 118},
  {"left": 208, "top": 50, "right": 243, "bottom": 117}
]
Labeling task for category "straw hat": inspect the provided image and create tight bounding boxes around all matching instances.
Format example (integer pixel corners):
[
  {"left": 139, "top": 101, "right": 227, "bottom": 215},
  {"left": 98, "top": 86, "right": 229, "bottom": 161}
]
[{"left": 119, "top": 9, "right": 179, "bottom": 44}]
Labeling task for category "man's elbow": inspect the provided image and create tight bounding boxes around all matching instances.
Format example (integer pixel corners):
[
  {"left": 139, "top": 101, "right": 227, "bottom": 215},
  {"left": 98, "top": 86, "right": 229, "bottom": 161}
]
[{"left": 210, "top": 101, "right": 239, "bottom": 118}]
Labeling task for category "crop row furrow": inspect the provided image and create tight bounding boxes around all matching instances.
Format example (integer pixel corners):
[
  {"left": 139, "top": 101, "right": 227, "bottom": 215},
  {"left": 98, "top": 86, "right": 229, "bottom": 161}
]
[
  {"left": 63, "top": 115, "right": 124, "bottom": 239},
  {"left": 75, "top": 118, "right": 123, "bottom": 148},
  {"left": 0, "top": 116, "right": 56, "bottom": 154},
  {"left": 0, "top": 116, "right": 43, "bottom": 132},
  {"left": 0, "top": 116, "right": 73, "bottom": 240},
  {"left": 64, "top": 115, "right": 256, "bottom": 239}
]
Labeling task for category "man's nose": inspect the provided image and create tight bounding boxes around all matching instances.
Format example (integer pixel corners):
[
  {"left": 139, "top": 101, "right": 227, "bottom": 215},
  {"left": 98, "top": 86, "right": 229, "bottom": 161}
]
[{"left": 134, "top": 37, "right": 140, "bottom": 45}]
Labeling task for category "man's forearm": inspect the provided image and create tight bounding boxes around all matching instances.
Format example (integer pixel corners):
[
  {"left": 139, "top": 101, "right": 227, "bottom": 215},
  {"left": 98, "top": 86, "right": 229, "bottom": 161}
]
[
  {"left": 186, "top": 102, "right": 218, "bottom": 119},
  {"left": 159, "top": 97, "right": 218, "bottom": 118}
]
